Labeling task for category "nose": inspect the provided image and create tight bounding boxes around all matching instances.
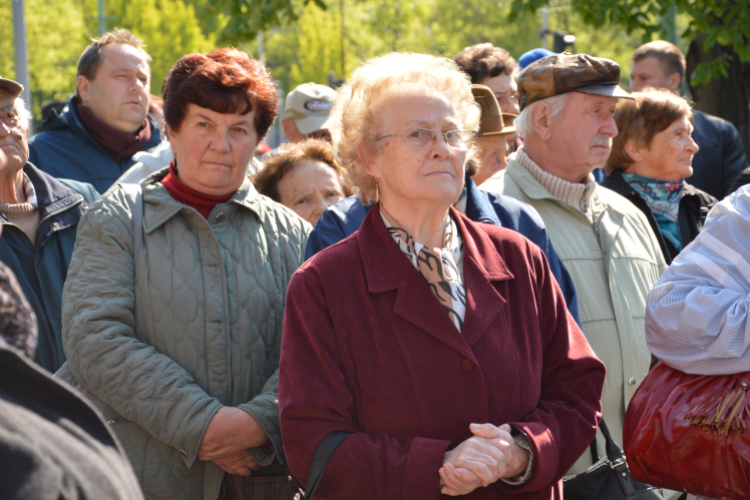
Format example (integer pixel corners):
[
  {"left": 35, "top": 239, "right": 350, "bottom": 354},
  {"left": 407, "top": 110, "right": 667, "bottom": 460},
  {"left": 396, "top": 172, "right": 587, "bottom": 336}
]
[
  {"left": 210, "top": 130, "right": 231, "bottom": 153},
  {"left": 686, "top": 134, "right": 699, "bottom": 154},
  {"left": 602, "top": 114, "right": 618, "bottom": 138},
  {"left": 310, "top": 195, "right": 329, "bottom": 224},
  {"left": 507, "top": 101, "right": 520, "bottom": 116},
  {"left": 0, "top": 119, "right": 12, "bottom": 137},
  {"left": 430, "top": 133, "right": 451, "bottom": 158}
]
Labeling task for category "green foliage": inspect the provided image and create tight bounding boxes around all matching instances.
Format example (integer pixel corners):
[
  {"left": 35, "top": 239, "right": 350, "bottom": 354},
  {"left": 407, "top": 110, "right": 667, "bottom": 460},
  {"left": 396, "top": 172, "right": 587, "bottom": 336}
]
[
  {"left": 0, "top": 0, "right": 88, "bottom": 118},
  {"left": 509, "top": 0, "right": 750, "bottom": 84}
]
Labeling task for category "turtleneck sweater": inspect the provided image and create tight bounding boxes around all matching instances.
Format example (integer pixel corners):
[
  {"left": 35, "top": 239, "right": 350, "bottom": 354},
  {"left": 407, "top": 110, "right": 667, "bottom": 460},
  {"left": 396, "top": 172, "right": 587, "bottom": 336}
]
[
  {"left": 160, "top": 161, "right": 234, "bottom": 219},
  {"left": 0, "top": 173, "right": 40, "bottom": 245},
  {"left": 515, "top": 148, "right": 597, "bottom": 221}
]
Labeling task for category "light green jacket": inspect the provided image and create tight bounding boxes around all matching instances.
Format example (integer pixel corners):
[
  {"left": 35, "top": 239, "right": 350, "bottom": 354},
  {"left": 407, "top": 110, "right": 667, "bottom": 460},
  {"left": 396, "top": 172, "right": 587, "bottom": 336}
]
[
  {"left": 482, "top": 159, "right": 667, "bottom": 474},
  {"left": 62, "top": 169, "right": 310, "bottom": 500}
]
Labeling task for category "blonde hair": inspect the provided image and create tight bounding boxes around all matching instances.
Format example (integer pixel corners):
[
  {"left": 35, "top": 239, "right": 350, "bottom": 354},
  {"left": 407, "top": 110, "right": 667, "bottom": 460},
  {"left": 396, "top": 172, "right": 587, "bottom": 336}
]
[{"left": 330, "top": 52, "right": 480, "bottom": 203}]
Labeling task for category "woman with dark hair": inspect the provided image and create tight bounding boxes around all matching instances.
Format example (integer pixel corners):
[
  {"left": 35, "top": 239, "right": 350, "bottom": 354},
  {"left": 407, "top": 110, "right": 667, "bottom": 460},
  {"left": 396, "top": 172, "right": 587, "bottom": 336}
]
[
  {"left": 253, "top": 139, "right": 352, "bottom": 225},
  {"left": 61, "top": 48, "right": 309, "bottom": 500},
  {"left": 602, "top": 88, "right": 717, "bottom": 264}
]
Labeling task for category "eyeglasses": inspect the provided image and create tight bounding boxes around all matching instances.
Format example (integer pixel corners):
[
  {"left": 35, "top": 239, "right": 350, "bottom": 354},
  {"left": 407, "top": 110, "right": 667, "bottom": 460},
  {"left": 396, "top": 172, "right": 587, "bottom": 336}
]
[{"left": 376, "top": 127, "right": 473, "bottom": 150}]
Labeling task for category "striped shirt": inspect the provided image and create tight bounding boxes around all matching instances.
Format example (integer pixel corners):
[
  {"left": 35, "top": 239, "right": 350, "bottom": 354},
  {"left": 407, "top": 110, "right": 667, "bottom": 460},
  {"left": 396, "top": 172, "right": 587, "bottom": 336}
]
[{"left": 646, "top": 185, "right": 750, "bottom": 376}]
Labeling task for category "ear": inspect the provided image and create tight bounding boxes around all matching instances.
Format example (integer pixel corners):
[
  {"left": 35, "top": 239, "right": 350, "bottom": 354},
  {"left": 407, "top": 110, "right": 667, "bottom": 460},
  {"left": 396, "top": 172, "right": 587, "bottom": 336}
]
[
  {"left": 530, "top": 102, "right": 552, "bottom": 141},
  {"left": 165, "top": 124, "right": 178, "bottom": 153},
  {"left": 77, "top": 76, "right": 91, "bottom": 104},
  {"left": 667, "top": 73, "right": 681, "bottom": 92},
  {"left": 356, "top": 140, "right": 381, "bottom": 179},
  {"left": 624, "top": 138, "right": 643, "bottom": 163}
]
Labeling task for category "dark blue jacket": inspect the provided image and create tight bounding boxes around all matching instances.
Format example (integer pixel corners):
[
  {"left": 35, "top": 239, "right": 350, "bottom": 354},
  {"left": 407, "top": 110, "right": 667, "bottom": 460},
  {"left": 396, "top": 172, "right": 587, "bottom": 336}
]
[
  {"left": 306, "top": 176, "right": 581, "bottom": 326},
  {"left": 688, "top": 110, "right": 747, "bottom": 199},
  {"left": 28, "top": 97, "right": 163, "bottom": 194},
  {"left": 0, "top": 163, "right": 99, "bottom": 372}
]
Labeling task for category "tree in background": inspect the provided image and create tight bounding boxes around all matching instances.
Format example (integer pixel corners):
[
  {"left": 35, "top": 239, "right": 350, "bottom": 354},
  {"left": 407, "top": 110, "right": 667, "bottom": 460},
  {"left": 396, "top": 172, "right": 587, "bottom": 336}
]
[{"left": 0, "top": 0, "right": 87, "bottom": 119}]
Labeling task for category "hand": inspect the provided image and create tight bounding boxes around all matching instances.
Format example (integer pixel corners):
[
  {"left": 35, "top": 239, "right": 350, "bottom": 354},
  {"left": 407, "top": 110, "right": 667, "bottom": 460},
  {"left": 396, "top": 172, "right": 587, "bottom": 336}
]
[
  {"left": 438, "top": 427, "right": 509, "bottom": 495},
  {"left": 470, "top": 423, "right": 529, "bottom": 479},
  {"left": 198, "top": 407, "right": 269, "bottom": 462},
  {"left": 213, "top": 451, "right": 261, "bottom": 476}
]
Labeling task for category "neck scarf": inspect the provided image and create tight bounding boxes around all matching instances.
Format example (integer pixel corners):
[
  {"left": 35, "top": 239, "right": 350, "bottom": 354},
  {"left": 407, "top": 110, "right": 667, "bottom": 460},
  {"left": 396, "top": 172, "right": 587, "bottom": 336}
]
[
  {"left": 75, "top": 102, "right": 152, "bottom": 159},
  {"left": 160, "top": 161, "right": 235, "bottom": 219},
  {"left": 622, "top": 172, "right": 684, "bottom": 251},
  {"left": 382, "top": 211, "right": 466, "bottom": 332}
]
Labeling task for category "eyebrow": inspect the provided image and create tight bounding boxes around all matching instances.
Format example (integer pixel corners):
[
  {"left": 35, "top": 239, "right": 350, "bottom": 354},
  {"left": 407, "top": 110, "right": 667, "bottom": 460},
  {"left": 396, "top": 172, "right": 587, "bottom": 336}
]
[
  {"left": 405, "top": 118, "right": 460, "bottom": 128},
  {"left": 194, "top": 113, "right": 252, "bottom": 127}
]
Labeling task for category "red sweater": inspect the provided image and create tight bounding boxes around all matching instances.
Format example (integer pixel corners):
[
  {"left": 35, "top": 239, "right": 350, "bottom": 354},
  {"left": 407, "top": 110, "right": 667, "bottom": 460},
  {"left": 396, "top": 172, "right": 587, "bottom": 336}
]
[{"left": 160, "top": 162, "right": 233, "bottom": 219}]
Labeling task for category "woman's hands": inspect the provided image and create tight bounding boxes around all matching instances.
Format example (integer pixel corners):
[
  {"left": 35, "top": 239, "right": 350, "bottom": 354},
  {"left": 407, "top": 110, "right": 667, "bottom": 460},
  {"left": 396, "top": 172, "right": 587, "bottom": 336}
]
[
  {"left": 198, "top": 407, "right": 270, "bottom": 476},
  {"left": 439, "top": 423, "right": 530, "bottom": 496}
]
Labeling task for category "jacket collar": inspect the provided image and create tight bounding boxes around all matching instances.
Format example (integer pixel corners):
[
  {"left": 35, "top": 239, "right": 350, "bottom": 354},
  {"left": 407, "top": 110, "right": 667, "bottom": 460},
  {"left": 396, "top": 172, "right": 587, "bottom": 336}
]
[
  {"left": 0, "top": 163, "right": 88, "bottom": 248},
  {"left": 141, "top": 167, "right": 266, "bottom": 233},
  {"left": 465, "top": 176, "right": 502, "bottom": 226},
  {"left": 48, "top": 97, "right": 163, "bottom": 158},
  {"left": 358, "top": 203, "right": 514, "bottom": 354}
]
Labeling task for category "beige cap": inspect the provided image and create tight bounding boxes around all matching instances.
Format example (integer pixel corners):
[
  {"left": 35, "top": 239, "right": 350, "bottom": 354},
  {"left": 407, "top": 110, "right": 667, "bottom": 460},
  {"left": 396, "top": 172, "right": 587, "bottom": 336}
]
[
  {"left": 0, "top": 75, "right": 23, "bottom": 97},
  {"left": 283, "top": 83, "right": 336, "bottom": 135}
]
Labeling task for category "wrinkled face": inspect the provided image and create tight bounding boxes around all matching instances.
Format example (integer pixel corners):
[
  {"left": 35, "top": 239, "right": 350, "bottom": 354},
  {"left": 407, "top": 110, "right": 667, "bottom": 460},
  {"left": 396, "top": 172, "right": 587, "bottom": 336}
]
[
  {"left": 277, "top": 159, "right": 345, "bottom": 225},
  {"left": 633, "top": 116, "right": 698, "bottom": 181},
  {"left": 0, "top": 92, "right": 29, "bottom": 172},
  {"left": 475, "top": 134, "right": 508, "bottom": 178},
  {"left": 548, "top": 92, "right": 619, "bottom": 175},
  {"left": 168, "top": 103, "right": 258, "bottom": 197},
  {"left": 479, "top": 73, "right": 520, "bottom": 115},
  {"left": 365, "top": 88, "right": 467, "bottom": 211},
  {"left": 630, "top": 56, "right": 677, "bottom": 92},
  {"left": 78, "top": 43, "right": 150, "bottom": 134}
]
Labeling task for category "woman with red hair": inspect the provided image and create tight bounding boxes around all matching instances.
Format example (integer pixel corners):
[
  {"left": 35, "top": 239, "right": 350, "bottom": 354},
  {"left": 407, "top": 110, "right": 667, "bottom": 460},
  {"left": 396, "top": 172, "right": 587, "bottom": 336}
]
[{"left": 61, "top": 48, "right": 310, "bottom": 500}]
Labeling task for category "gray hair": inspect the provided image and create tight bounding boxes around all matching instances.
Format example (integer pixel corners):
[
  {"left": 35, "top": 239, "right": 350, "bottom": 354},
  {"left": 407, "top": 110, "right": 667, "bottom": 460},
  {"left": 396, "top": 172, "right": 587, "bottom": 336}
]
[
  {"left": 14, "top": 98, "right": 32, "bottom": 132},
  {"left": 514, "top": 93, "right": 570, "bottom": 139}
]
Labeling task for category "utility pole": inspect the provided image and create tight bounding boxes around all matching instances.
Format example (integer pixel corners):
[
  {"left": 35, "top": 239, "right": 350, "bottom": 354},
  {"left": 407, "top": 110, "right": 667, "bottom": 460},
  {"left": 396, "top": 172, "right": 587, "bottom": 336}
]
[
  {"left": 540, "top": 6, "right": 549, "bottom": 50},
  {"left": 257, "top": 31, "right": 265, "bottom": 65},
  {"left": 12, "top": 0, "right": 32, "bottom": 132},
  {"left": 98, "top": 0, "right": 106, "bottom": 34},
  {"left": 340, "top": 0, "right": 345, "bottom": 78}
]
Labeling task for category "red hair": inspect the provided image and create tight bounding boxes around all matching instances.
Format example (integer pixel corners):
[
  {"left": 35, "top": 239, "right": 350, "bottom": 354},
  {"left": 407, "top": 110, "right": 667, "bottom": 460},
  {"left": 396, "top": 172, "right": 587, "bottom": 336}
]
[{"left": 162, "top": 48, "right": 278, "bottom": 138}]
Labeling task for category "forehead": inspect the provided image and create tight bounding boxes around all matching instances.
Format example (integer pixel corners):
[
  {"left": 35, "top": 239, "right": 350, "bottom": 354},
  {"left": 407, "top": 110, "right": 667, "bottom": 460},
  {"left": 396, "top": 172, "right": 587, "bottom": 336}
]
[
  {"left": 376, "top": 84, "right": 457, "bottom": 126},
  {"left": 98, "top": 43, "right": 150, "bottom": 71},
  {"left": 573, "top": 92, "right": 618, "bottom": 108},
  {"left": 480, "top": 73, "right": 514, "bottom": 94},
  {"left": 184, "top": 102, "right": 255, "bottom": 124},
  {"left": 632, "top": 56, "right": 666, "bottom": 75}
]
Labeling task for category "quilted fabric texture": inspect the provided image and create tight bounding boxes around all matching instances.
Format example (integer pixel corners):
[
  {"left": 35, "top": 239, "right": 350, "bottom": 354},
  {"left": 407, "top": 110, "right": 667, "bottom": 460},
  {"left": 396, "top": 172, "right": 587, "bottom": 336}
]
[{"left": 61, "top": 169, "right": 310, "bottom": 500}]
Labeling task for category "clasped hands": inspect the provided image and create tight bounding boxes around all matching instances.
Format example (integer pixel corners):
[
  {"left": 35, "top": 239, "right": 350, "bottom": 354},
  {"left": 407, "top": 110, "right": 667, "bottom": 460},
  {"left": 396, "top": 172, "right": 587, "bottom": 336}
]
[
  {"left": 439, "top": 423, "right": 529, "bottom": 496},
  {"left": 198, "top": 407, "right": 270, "bottom": 476}
]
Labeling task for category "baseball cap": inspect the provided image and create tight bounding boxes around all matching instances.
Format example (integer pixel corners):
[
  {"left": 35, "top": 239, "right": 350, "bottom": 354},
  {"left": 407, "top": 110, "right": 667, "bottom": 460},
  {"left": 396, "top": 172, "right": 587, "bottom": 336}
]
[
  {"left": 517, "top": 52, "right": 632, "bottom": 111},
  {"left": 0, "top": 75, "right": 23, "bottom": 97},
  {"left": 283, "top": 83, "right": 336, "bottom": 136},
  {"left": 517, "top": 48, "right": 555, "bottom": 69},
  {"left": 472, "top": 85, "right": 515, "bottom": 137}
]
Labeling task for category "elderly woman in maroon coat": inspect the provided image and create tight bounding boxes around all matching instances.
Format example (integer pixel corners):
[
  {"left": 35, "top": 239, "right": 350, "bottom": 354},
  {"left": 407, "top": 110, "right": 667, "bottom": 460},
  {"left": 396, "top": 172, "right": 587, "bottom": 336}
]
[{"left": 278, "top": 52, "right": 606, "bottom": 500}]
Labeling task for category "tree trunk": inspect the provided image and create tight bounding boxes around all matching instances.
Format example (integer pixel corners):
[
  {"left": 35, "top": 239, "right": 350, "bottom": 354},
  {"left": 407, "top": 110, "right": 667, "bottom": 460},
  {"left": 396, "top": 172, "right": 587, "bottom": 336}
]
[{"left": 686, "top": 33, "right": 750, "bottom": 158}]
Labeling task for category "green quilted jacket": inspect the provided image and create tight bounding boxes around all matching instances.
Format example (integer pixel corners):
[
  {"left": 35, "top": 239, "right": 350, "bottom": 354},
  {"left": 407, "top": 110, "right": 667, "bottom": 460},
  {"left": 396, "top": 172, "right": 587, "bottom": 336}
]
[{"left": 61, "top": 168, "right": 310, "bottom": 500}]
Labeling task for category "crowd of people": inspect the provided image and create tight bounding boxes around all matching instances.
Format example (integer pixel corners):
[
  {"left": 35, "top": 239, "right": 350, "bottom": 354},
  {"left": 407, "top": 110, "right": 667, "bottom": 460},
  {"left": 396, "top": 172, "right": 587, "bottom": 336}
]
[{"left": 0, "top": 26, "right": 748, "bottom": 500}]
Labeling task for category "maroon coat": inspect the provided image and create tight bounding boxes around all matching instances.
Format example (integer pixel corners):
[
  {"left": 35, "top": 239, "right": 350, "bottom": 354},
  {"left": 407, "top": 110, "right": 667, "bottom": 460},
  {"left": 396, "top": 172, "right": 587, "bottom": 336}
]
[{"left": 279, "top": 205, "right": 605, "bottom": 500}]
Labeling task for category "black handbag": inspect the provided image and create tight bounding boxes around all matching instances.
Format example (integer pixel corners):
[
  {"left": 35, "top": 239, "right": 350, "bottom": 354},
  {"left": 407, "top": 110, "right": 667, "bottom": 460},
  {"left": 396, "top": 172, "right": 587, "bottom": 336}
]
[
  {"left": 563, "top": 419, "right": 663, "bottom": 500},
  {"left": 299, "top": 431, "right": 351, "bottom": 500}
]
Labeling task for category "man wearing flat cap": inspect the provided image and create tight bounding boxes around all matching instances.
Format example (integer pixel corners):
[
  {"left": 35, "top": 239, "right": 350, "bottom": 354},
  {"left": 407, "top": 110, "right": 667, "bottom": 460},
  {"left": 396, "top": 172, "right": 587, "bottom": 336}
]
[
  {"left": 0, "top": 74, "right": 98, "bottom": 374},
  {"left": 483, "top": 53, "right": 668, "bottom": 475}
]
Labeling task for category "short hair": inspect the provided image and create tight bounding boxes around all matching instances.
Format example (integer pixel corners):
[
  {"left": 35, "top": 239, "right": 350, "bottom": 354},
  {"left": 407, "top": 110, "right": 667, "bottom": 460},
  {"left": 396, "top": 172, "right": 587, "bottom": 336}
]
[
  {"left": 514, "top": 93, "right": 570, "bottom": 140},
  {"left": 163, "top": 48, "right": 278, "bottom": 138},
  {"left": 605, "top": 88, "right": 693, "bottom": 174},
  {"left": 632, "top": 41, "right": 686, "bottom": 84},
  {"left": 76, "top": 29, "right": 151, "bottom": 99},
  {"left": 253, "top": 139, "right": 353, "bottom": 202},
  {"left": 330, "top": 52, "right": 480, "bottom": 203},
  {"left": 454, "top": 43, "right": 516, "bottom": 84}
]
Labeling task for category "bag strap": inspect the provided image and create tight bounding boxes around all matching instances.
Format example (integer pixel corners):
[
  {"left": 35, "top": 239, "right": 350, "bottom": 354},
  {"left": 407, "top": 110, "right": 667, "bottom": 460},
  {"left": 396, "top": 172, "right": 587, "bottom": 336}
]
[
  {"left": 589, "top": 418, "right": 623, "bottom": 463},
  {"left": 304, "top": 431, "right": 350, "bottom": 499},
  {"left": 118, "top": 183, "right": 143, "bottom": 262}
]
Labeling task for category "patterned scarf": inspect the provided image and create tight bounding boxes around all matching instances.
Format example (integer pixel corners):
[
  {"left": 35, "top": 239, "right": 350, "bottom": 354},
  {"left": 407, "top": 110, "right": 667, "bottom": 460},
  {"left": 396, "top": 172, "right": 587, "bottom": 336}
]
[
  {"left": 622, "top": 172, "right": 684, "bottom": 251},
  {"left": 382, "top": 212, "right": 466, "bottom": 332}
]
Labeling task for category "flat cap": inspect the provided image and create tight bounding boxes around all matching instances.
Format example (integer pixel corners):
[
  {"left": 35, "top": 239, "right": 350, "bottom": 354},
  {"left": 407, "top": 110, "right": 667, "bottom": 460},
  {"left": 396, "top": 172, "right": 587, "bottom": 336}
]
[
  {"left": 518, "top": 52, "right": 632, "bottom": 111},
  {"left": 0, "top": 75, "right": 23, "bottom": 97}
]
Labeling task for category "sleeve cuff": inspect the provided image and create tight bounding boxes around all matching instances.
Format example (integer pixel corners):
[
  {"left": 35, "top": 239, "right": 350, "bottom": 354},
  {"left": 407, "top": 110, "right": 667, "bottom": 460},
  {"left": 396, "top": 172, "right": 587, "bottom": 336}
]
[{"left": 499, "top": 434, "right": 533, "bottom": 486}]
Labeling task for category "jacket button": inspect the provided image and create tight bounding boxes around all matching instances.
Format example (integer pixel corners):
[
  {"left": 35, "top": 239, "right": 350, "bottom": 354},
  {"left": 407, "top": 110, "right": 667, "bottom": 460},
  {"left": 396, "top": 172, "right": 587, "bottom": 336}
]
[
  {"left": 50, "top": 222, "right": 61, "bottom": 230},
  {"left": 216, "top": 213, "right": 226, "bottom": 223},
  {"left": 628, "top": 377, "right": 636, "bottom": 386},
  {"left": 461, "top": 359, "right": 475, "bottom": 372},
  {"left": 179, "top": 449, "right": 189, "bottom": 458}
]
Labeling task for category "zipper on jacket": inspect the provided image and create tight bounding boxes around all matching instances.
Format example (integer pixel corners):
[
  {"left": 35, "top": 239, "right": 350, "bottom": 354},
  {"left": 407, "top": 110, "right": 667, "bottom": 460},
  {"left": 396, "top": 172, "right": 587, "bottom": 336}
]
[{"left": 37, "top": 198, "right": 83, "bottom": 229}]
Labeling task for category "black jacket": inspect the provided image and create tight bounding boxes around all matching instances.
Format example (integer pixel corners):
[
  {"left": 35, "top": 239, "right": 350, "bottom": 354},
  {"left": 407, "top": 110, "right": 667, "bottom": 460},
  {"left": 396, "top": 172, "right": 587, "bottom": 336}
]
[
  {"left": 602, "top": 170, "right": 717, "bottom": 264},
  {"left": 687, "top": 110, "right": 747, "bottom": 199}
]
